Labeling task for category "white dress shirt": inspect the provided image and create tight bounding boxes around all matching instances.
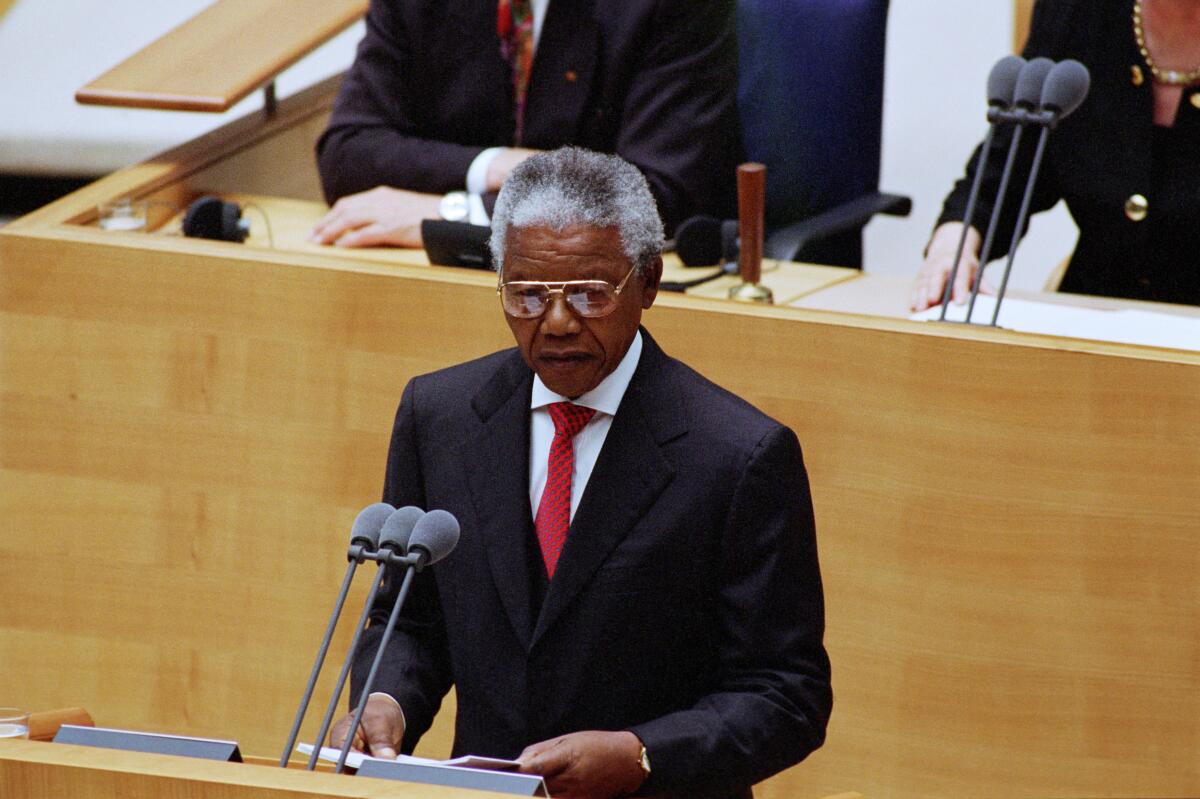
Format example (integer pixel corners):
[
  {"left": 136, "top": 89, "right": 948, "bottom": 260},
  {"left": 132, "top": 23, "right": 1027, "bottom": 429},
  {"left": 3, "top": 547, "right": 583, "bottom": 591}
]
[{"left": 528, "top": 331, "right": 643, "bottom": 522}]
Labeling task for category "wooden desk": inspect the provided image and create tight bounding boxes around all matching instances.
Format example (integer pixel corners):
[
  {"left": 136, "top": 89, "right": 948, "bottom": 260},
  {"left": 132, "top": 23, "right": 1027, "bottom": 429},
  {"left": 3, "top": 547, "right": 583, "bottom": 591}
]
[
  {"left": 76, "top": 0, "right": 367, "bottom": 112},
  {"left": 3, "top": 77, "right": 1199, "bottom": 799}
]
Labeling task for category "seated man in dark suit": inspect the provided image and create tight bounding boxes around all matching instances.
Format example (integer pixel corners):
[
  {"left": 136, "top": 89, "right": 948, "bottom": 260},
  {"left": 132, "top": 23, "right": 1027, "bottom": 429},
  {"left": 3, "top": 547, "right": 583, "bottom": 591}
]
[
  {"left": 332, "top": 147, "right": 830, "bottom": 798},
  {"left": 308, "top": 0, "right": 741, "bottom": 248}
]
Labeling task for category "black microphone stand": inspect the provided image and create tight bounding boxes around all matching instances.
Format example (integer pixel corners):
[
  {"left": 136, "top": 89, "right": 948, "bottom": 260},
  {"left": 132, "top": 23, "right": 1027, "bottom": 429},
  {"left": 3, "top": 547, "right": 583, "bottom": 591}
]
[
  {"left": 333, "top": 550, "right": 427, "bottom": 774},
  {"left": 304, "top": 548, "right": 401, "bottom": 770}
]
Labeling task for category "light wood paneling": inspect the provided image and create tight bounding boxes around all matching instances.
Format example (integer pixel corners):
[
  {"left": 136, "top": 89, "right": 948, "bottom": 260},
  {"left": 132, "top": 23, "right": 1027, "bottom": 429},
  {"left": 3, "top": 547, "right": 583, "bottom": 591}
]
[{"left": 76, "top": 0, "right": 367, "bottom": 112}]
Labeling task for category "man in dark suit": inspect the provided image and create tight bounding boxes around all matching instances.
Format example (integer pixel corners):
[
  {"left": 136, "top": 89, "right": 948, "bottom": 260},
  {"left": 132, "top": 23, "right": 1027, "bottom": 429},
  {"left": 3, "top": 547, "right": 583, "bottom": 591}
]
[
  {"left": 309, "top": 0, "right": 741, "bottom": 248},
  {"left": 333, "top": 148, "right": 830, "bottom": 798}
]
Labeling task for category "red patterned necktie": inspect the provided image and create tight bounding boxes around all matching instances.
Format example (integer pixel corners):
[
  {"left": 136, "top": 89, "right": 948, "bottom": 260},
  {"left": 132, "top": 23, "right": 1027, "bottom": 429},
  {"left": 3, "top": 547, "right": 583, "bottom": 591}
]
[
  {"left": 534, "top": 402, "right": 596, "bottom": 578},
  {"left": 497, "top": 0, "right": 535, "bottom": 145}
]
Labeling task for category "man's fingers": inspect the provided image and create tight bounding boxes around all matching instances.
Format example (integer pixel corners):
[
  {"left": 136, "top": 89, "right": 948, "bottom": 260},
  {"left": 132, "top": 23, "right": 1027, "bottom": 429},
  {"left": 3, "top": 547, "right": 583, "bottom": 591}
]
[
  {"left": 311, "top": 211, "right": 368, "bottom": 245},
  {"left": 335, "top": 223, "right": 392, "bottom": 249},
  {"left": 517, "top": 737, "right": 569, "bottom": 777}
]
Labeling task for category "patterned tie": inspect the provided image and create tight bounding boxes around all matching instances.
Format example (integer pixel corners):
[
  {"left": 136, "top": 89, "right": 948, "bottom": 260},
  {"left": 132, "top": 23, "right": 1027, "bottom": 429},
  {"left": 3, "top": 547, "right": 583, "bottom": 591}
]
[
  {"left": 534, "top": 402, "right": 596, "bottom": 578},
  {"left": 497, "top": 0, "right": 535, "bottom": 145}
]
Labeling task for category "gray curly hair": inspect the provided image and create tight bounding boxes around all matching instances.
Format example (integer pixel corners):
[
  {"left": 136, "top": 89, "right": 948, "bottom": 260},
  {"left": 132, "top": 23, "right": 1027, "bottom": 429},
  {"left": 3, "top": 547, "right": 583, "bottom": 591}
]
[{"left": 489, "top": 147, "right": 665, "bottom": 275}]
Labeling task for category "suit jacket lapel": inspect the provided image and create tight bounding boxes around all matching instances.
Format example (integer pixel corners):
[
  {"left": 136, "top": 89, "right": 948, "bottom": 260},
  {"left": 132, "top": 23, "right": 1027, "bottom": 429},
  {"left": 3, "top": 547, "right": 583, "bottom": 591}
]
[
  {"left": 462, "top": 351, "right": 536, "bottom": 652},
  {"left": 531, "top": 333, "right": 687, "bottom": 647},
  {"left": 523, "top": 0, "right": 598, "bottom": 147}
]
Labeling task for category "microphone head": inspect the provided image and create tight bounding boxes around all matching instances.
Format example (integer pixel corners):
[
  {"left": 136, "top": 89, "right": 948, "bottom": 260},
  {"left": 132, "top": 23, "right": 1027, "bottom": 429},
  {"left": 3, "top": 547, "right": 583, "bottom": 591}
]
[
  {"left": 349, "top": 502, "right": 396, "bottom": 550},
  {"left": 407, "top": 509, "right": 461, "bottom": 567},
  {"left": 1040, "top": 59, "right": 1090, "bottom": 118},
  {"left": 379, "top": 505, "right": 426, "bottom": 553},
  {"left": 986, "top": 55, "right": 1027, "bottom": 107},
  {"left": 1013, "top": 57, "right": 1055, "bottom": 109},
  {"left": 675, "top": 215, "right": 724, "bottom": 266}
]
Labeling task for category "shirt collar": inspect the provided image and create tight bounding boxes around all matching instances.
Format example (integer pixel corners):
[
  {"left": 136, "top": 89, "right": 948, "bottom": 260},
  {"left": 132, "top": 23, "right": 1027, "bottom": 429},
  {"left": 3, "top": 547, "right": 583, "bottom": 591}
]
[{"left": 530, "top": 330, "right": 643, "bottom": 416}]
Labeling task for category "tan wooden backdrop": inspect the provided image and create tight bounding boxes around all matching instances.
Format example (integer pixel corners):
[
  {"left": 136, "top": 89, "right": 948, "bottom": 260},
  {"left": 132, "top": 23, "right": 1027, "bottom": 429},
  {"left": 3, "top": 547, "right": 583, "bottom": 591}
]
[{"left": 2, "top": 77, "right": 1198, "bottom": 798}]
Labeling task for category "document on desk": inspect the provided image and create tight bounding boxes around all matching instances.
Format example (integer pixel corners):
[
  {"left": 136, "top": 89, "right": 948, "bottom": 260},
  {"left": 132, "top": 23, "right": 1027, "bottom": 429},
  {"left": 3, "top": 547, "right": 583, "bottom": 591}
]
[
  {"left": 296, "top": 742, "right": 520, "bottom": 771},
  {"left": 910, "top": 296, "right": 1200, "bottom": 352}
]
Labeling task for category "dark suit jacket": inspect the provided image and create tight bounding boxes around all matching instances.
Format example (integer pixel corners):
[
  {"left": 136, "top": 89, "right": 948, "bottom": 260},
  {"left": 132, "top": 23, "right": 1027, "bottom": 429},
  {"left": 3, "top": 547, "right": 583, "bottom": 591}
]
[
  {"left": 352, "top": 331, "right": 831, "bottom": 797},
  {"left": 939, "top": 0, "right": 1200, "bottom": 305},
  {"left": 316, "top": 0, "right": 743, "bottom": 233}
]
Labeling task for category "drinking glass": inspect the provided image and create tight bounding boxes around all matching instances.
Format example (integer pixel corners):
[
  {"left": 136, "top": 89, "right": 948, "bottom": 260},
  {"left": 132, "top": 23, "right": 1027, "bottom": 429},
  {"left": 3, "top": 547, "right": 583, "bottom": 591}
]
[{"left": 0, "top": 707, "right": 30, "bottom": 739}]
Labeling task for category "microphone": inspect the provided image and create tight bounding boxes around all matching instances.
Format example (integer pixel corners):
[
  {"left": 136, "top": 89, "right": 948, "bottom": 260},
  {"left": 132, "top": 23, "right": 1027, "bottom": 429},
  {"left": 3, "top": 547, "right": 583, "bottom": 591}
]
[
  {"left": 962, "top": 56, "right": 1055, "bottom": 322},
  {"left": 675, "top": 215, "right": 740, "bottom": 267},
  {"left": 939, "top": 55, "right": 1027, "bottom": 320},
  {"left": 406, "top": 509, "right": 461, "bottom": 568},
  {"left": 988, "top": 59, "right": 1090, "bottom": 325},
  {"left": 279, "top": 502, "right": 394, "bottom": 767},
  {"left": 304, "top": 505, "right": 426, "bottom": 770},
  {"left": 333, "top": 509, "right": 461, "bottom": 773}
]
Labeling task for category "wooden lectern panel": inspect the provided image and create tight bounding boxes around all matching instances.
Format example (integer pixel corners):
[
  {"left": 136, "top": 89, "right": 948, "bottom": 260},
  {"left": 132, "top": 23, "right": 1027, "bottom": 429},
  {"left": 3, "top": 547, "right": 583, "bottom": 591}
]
[
  {"left": 75, "top": 0, "right": 367, "bottom": 111},
  {"left": 0, "top": 739, "right": 510, "bottom": 799}
]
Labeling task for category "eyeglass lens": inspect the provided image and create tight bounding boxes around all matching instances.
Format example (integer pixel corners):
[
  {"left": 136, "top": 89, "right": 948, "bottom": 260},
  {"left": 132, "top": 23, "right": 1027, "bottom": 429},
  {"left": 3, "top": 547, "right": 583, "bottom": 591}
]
[{"left": 503, "top": 282, "right": 617, "bottom": 318}]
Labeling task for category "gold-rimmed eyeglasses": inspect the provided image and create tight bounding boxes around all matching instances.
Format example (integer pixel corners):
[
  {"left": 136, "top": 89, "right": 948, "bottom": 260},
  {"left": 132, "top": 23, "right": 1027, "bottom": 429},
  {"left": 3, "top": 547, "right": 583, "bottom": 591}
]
[{"left": 497, "top": 264, "right": 638, "bottom": 319}]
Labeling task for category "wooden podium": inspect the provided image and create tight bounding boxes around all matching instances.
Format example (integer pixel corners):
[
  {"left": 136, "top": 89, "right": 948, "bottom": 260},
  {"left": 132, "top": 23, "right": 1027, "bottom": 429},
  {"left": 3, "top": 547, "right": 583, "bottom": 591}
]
[{"left": 0, "top": 739, "right": 511, "bottom": 799}]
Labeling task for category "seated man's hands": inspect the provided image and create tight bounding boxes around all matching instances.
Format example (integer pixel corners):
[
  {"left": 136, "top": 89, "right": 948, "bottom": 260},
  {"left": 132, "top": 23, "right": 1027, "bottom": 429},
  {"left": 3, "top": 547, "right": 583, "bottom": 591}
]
[
  {"left": 329, "top": 693, "right": 405, "bottom": 759},
  {"left": 910, "top": 221, "right": 993, "bottom": 311},
  {"left": 309, "top": 186, "right": 441, "bottom": 249},
  {"left": 517, "top": 730, "right": 647, "bottom": 799}
]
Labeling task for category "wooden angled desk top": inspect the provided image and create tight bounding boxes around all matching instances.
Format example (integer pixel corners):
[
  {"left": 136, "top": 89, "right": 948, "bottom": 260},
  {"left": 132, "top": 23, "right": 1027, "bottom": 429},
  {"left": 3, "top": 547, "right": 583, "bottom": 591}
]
[
  {"left": 148, "top": 193, "right": 860, "bottom": 304},
  {"left": 0, "top": 739, "right": 511, "bottom": 799},
  {"left": 75, "top": 0, "right": 367, "bottom": 112}
]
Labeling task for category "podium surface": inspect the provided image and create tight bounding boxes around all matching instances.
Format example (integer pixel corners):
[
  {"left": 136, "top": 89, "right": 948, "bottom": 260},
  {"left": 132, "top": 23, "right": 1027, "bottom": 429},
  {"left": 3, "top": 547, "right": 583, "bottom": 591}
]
[{"left": 0, "top": 739, "right": 512, "bottom": 799}]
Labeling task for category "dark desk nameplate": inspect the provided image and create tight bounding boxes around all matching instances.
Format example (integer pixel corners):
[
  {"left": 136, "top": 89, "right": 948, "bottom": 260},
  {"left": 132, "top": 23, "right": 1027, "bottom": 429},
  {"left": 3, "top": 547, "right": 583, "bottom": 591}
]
[
  {"left": 53, "top": 724, "right": 242, "bottom": 762},
  {"left": 357, "top": 759, "right": 548, "bottom": 796}
]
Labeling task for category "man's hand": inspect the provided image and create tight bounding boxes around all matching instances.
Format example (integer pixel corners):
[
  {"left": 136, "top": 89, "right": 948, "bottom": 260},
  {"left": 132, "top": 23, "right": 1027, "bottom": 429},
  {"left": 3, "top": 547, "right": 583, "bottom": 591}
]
[
  {"left": 517, "top": 730, "right": 647, "bottom": 799},
  {"left": 308, "top": 186, "right": 441, "bottom": 248},
  {"left": 329, "top": 694, "right": 405, "bottom": 759},
  {"left": 911, "top": 221, "right": 993, "bottom": 311}
]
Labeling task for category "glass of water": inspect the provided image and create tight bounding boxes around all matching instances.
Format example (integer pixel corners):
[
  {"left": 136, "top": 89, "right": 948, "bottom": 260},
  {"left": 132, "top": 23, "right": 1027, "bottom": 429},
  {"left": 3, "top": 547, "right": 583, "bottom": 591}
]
[{"left": 0, "top": 707, "right": 29, "bottom": 739}]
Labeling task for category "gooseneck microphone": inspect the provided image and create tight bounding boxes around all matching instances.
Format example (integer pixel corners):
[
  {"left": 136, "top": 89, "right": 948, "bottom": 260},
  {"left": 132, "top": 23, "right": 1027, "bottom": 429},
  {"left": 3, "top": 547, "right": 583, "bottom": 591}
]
[
  {"left": 988, "top": 59, "right": 1091, "bottom": 325},
  {"left": 962, "top": 56, "right": 1056, "bottom": 322},
  {"left": 334, "top": 509, "right": 461, "bottom": 774},
  {"left": 279, "top": 502, "right": 394, "bottom": 767},
  {"left": 938, "top": 55, "right": 1026, "bottom": 319},
  {"left": 304, "top": 505, "right": 426, "bottom": 771}
]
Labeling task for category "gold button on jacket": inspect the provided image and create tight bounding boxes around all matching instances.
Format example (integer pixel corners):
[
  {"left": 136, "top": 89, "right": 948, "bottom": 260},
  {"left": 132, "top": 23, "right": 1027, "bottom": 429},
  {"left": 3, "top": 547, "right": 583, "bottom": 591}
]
[
  {"left": 1125, "top": 194, "right": 1149, "bottom": 222},
  {"left": 1191, "top": 92, "right": 1200, "bottom": 109}
]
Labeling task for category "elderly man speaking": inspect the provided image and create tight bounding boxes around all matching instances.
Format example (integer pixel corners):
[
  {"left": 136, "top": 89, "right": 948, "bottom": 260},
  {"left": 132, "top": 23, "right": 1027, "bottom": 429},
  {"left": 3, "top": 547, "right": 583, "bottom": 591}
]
[{"left": 332, "top": 147, "right": 831, "bottom": 799}]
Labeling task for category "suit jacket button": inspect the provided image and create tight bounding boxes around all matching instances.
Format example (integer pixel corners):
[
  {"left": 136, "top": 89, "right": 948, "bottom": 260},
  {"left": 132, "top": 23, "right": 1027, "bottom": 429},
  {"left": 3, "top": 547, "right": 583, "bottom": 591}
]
[
  {"left": 1124, "top": 193, "right": 1149, "bottom": 222},
  {"left": 1191, "top": 92, "right": 1200, "bottom": 109}
]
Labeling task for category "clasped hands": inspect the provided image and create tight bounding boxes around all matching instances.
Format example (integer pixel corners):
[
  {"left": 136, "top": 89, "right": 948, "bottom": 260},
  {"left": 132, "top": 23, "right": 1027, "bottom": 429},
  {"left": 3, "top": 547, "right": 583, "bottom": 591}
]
[{"left": 331, "top": 694, "right": 648, "bottom": 799}]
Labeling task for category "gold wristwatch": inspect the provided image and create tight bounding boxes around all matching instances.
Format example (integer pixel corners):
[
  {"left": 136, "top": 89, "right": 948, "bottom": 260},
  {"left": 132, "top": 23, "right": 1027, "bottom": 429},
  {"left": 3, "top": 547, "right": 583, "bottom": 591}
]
[{"left": 638, "top": 744, "right": 651, "bottom": 778}]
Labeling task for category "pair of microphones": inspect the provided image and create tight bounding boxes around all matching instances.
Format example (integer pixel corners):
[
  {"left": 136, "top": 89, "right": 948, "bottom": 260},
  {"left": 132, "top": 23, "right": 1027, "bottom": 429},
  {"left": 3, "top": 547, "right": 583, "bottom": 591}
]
[
  {"left": 942, "top": 55, "right": 1091, "bottom": 325},
  {"left": 278, "top": 503, "right": 460, "bottom": 773}
]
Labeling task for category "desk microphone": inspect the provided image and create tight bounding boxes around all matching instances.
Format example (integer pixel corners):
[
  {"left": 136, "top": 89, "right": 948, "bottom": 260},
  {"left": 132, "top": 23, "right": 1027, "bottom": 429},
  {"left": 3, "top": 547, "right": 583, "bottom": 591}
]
[
  {"left": 278, "top": 502, "right": 394, "bottom": 767},
  {"left": 988, "top": 59, "right": 1090, "bottom": 325},
  {"left": 304, "top": 505, "right": 426, "bottom": 771},
  {"left": 334, "top": 509, "right": 460, "bottom": 773},
  {"left": 962, "top": 57, "right": 1056, "bottom": 323},
  {"left": 939, "top": 55, "right": 1026, "bottom": 319}
]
